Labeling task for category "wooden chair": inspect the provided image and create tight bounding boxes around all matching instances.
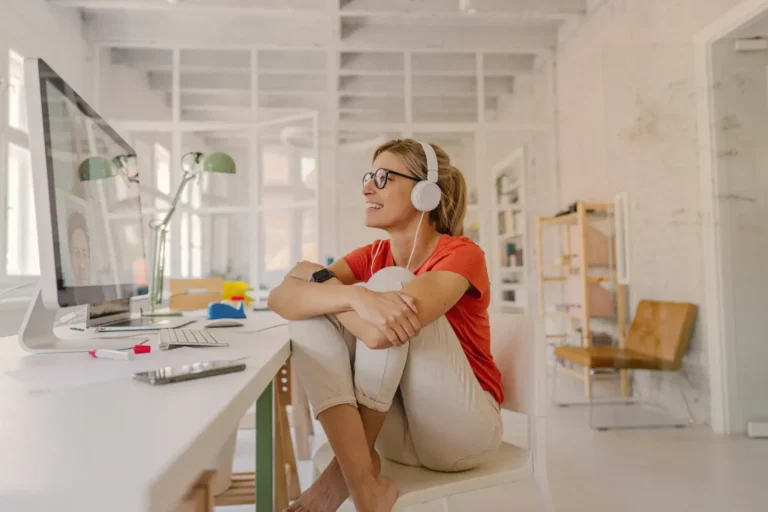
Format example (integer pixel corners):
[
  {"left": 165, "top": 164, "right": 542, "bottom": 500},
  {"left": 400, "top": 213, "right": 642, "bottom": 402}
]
[
  {"left": 313, "top": 313, "right": 553, "bottom": 511},
  {"left": 553, "top": 299, "right": 698, "bottom": 431}
]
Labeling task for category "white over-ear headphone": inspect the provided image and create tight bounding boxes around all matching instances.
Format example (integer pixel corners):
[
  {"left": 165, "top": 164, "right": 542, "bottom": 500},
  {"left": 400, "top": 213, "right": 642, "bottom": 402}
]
[{"left": 411, "top": 141, "right": 441, "bottom": 212}]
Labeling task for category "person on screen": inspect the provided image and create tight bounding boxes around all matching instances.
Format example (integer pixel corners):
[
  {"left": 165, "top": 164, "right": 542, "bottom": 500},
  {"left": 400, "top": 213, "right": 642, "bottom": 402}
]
[{"left": 67, "top": 212, "right": 91, "bottom": 286}]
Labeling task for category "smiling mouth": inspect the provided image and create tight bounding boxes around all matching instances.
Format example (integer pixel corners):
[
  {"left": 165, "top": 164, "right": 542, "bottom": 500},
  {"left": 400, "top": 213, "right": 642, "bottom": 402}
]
[{"left": 366, "top": 203, "right": 383, "bottom": 210}]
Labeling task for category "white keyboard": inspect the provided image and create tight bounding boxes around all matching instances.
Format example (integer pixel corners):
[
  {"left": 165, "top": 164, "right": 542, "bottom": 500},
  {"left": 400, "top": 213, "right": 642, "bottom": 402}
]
[{"left": 158, "top": 329, "right": 230, "bottom": 350}]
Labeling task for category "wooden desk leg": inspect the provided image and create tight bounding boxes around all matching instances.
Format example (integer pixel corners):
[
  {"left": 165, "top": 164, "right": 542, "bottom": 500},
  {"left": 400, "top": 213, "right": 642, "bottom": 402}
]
[{"left": 256, "top": 382, "right": 274, "bottom": 512}]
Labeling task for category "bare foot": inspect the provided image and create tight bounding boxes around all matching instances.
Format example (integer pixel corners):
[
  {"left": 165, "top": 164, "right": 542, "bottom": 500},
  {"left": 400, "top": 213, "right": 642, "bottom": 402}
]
[
  {"left": 350, "top": 474, "right": 398, "bottom": 512},
  {"left": 284, "top": 452, "right": 382, "bottom": 512}
]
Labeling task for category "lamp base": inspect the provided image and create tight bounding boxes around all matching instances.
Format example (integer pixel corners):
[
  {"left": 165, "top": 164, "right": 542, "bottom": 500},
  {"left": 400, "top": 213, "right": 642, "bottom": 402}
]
[{"left": 140, "top": 307, "right": 183, "bottom": 318}]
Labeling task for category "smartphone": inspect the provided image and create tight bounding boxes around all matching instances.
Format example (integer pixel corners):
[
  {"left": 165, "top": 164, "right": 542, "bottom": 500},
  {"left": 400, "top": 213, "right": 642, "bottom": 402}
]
[{"left": 133, "top": 359, "right": 246, "bottom": 385}]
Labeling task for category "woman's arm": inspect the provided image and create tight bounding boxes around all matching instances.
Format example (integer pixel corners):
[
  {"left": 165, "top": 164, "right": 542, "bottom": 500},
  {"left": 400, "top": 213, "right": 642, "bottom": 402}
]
[
  {"left": 266, "top": 259, "right": 357, "bottom": 320},
  {"left": 268, "top": 259, "right": 420, "bottom": 348},
  {"left": 399, "top": 271, "right": 472, "bottom": 327}
]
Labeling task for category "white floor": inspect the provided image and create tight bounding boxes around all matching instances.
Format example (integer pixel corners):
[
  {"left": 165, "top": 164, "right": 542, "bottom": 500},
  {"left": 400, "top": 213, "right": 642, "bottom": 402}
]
[{"left": 218, "top": 374, "right": 768, "bottom": 512}]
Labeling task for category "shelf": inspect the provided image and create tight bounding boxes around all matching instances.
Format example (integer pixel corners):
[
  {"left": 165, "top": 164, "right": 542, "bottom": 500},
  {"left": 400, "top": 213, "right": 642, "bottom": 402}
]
[
  {"left": 545, "top": 333, "right": 570, "bottom": 339},
  {"left": 500, "top": 266, "right": 525, "bottom": 274},
  {"left": 545, "top": 308, "right": 615, "bottom": 320},
  {"left": 539, "top": 210, "right": 611, "bottom": 226},
  {"left": 500, "top": 301, "right": 526, "bottom": 313},
  {"left": 467, "top": 204, "right": 480, "bottom": 212},
  {"left": 496, "top": 205, "right": 524, "bottom": 213},
  {"left": 547, "top": 310, "right": 580, "bottom": 318},
  {"left": 498, "top": 232, "right": 524, "bottom": 241},
  {"left": 542, "top": 274, "right": 612, "bottom": 285},
  {"left": 500, "top": 283, "right": 523, "bottom": 292}
]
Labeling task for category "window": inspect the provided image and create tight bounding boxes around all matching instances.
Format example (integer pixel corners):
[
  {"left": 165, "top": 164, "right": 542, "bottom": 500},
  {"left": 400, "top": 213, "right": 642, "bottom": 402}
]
[
  {"left": 7, "top": 50, "right": 27, "bottom": 133},
  {"left": 262, "top": 150, "right": 290, "bottom": 186},
  {"left": 259, "top": 147, "right": 318, "bottom": 291},
  {"left": 5, "top": 144, "right": 38, "bottom": 276},
  {"left": 2, "top": 49, "right": 36, "bottom": 282}
]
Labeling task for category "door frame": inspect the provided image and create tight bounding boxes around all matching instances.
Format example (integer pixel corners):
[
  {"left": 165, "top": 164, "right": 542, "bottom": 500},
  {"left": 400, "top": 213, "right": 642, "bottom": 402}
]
[{"left": 695, "top": 0, "right": 768, "bottom": 435}]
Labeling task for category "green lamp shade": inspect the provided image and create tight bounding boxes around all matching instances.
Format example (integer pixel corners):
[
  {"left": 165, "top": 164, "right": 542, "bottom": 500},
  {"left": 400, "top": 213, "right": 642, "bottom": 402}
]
[
  {"left": 200, "top": 152, "right": 236, "bottom": 174},
  {"left": 78, "top": 157, "right": 116, "bottom": 181}
]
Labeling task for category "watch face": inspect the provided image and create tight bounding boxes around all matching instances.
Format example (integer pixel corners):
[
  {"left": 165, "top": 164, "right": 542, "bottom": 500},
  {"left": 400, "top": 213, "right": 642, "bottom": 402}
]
[{"left": 312, "top": 269, "right": 331, "bottom": 282}]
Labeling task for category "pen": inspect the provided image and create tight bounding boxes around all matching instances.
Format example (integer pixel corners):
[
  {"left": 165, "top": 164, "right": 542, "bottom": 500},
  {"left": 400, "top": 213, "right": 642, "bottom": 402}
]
[{"left": 88, "top": 349, "right": 135, "bottom": 361}]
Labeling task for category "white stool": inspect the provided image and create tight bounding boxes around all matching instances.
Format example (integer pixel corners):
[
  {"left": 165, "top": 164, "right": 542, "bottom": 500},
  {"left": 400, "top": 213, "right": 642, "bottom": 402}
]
[{"left": 312, "top": 314, "right": 552, "bottom": 511}]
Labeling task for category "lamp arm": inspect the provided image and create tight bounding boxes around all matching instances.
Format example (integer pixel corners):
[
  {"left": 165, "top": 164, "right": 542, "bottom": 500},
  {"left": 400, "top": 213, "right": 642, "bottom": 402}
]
[
  {"left": 154, "top": 170, "right": 197, "bottom": 231},
  {"left": 147, "top": 170, "right": 198, "bottom": 310}
]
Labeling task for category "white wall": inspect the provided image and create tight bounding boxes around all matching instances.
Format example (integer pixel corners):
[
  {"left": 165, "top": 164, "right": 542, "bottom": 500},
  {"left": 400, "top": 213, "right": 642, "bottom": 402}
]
[
  {"left": 0, "top": 1, "right": 204, "bottom": 336},
  {"left": 554, "top": 0, "right": 748, "bottom": 424},
  {"left": 710, "top": 30, "right": 768, "bottom": 433},
  {"left": 0, "top": 0, "right": 91, "bottom": 98}
]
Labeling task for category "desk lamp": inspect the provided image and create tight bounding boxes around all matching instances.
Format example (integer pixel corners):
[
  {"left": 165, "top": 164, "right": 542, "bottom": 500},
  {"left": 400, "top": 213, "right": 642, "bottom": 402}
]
[{"left": 79, "top": 151, "right": 236, "bottom": 315}]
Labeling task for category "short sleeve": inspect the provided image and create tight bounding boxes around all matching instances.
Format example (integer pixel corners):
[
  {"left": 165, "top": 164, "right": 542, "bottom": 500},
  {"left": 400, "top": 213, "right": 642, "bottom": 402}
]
[
  {"left": 343, "top": 244, "right": 374, "bottom": 283},
  {"left": 429, "top": 239, "right": 490, "bottom": 296}
]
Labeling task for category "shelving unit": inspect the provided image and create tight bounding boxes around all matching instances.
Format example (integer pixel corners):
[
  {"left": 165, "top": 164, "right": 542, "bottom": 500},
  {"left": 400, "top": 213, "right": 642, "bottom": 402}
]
[
  {"left": 535, "top": 201, "right": 629, "bottom": 397},
  {"left": 490, "top": 147, "right": 529, "bottom": 314}
]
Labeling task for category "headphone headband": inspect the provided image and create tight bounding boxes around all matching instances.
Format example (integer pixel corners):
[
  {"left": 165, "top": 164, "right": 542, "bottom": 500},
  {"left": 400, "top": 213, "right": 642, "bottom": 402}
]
[{"left": 419, "top": 141, "right": 438, "bottom": 184}]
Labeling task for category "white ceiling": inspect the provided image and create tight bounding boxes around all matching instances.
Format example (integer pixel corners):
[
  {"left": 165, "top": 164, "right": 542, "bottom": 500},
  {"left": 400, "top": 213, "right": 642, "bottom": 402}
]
[{"left": 50, "top": 0, "right": 586, "bottom": 128}]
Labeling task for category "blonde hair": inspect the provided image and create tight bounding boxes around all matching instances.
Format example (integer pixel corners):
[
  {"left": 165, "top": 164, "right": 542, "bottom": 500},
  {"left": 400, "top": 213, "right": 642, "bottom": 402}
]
[{"left": 372, "top": 139, "right": 467, "bottom": 236}]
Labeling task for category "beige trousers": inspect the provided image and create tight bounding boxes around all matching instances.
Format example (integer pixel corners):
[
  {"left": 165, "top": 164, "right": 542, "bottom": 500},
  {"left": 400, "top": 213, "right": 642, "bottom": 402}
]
[{"left": 289, "top": 266, "right": 503, "bottom": 472}]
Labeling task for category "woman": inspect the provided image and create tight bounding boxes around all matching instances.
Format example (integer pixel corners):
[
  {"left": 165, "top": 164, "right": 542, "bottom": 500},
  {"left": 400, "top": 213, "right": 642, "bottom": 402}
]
[{"left": 268, "top": 139, "right": 504, "bottom": 512}]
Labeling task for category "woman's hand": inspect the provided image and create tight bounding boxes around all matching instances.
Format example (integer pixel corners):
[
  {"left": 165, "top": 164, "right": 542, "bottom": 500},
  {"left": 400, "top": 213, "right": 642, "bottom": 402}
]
[
  {"left": 351, "top": 288, "right": 421, "bottom": 347},
  {"left": 287, "top": 261, "right": 325, "bottom": 281}
]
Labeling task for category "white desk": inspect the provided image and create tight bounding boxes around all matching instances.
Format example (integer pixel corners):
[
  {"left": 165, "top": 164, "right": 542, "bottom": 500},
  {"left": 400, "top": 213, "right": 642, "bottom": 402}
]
[{"left": 0, "top": 312, "right": 290, "bottom": 512}]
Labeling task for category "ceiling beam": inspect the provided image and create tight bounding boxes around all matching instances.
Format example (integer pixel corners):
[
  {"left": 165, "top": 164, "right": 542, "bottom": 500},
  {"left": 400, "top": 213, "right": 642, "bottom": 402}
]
[
  {"left": 83, "top": 11, "right": 333, "bottom": 48},
  {"left": 341, "top": 25, "right": 557, "bottom": 50},
  {"left": 50, "top": 0, "right": 583, "bottom": 21},
  {"left": 48, "top": 0, "right": 327, "bottom": 16}
]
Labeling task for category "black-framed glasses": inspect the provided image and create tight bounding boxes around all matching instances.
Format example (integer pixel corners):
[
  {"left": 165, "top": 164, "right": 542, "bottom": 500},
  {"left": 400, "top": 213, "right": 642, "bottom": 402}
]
[{"left": 362, "top": 168, "right": 420, "bottom": 189}]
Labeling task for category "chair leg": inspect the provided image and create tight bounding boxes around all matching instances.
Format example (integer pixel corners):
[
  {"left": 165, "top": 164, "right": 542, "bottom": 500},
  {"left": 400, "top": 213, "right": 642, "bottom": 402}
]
[
  {"left": 587, "top": 370, "right": 694, "bottom": 431},
  {"left": 676, "top": 370, "right": 695, "bottom": 426},
  {"left": 587, "top": 369, "right": 605, "bottom": 431}
]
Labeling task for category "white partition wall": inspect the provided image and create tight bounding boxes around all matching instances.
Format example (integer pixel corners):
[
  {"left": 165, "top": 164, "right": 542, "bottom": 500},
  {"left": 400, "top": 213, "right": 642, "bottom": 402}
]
[{"left": 78, "top": 11, "right": 557, "bottom": 299}]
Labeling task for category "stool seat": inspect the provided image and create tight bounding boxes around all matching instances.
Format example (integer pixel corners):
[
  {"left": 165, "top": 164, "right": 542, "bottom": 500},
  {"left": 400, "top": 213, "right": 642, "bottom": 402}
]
[{"left": 313, "top": 442, "right": 531, "bottom": 510}]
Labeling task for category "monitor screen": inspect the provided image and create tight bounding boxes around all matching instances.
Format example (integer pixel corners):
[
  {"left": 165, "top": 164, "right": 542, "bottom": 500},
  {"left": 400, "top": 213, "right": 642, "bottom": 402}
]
[{"left": 37, "top": 61, "right": 148, "bottom": 306}]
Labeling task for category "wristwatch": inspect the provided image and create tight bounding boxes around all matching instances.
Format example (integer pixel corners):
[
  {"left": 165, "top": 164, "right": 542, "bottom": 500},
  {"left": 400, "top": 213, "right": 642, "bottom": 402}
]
[{"left": 310, "top": 268, "right": 337, "bottom": 283}]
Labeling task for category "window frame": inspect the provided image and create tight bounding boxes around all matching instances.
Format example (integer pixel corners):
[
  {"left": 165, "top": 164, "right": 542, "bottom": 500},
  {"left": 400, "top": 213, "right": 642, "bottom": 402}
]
[
  {"left": 258, "top": 144, "right": 318, "bottom": 291},
  {"left": 1, "top": 47, "right": 37, "bottom": 287}
]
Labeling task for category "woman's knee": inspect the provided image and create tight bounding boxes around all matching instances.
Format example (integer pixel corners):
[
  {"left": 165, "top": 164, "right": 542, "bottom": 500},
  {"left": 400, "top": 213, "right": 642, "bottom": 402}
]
[
  {"left": 287, "top": 316, "right": 325, "bottom": 348},
  {"left": 289, "top": 315, "right": 355, "bottom": 369}
]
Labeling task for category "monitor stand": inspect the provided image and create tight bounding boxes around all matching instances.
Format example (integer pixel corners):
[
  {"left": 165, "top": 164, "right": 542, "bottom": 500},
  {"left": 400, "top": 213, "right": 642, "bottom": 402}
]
[{"left": 18, "top": 287, "right": 140, "bottom": 353}]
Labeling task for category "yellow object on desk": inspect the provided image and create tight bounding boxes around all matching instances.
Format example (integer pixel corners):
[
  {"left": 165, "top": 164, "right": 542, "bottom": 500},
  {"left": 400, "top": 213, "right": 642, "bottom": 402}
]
[{"left": 222, "top": 281, "right": 255, "bottom": 305}]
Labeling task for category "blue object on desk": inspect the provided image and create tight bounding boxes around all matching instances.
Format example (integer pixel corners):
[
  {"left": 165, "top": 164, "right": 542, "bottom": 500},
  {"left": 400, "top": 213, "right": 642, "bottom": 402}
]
[{"left": 208, "top": 301, "right": 247, "bottom": 320}]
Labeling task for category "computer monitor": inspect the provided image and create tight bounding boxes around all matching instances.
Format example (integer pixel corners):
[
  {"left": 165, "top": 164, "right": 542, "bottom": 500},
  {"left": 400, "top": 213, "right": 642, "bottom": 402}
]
[{"left": 19, "top": 58, "right": 148, "bottom": 352}]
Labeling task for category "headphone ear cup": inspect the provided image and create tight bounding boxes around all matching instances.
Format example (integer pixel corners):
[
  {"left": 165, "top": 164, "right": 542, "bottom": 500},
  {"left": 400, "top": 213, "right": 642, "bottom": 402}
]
[{"left": 411, "top": 181, "right": 441, "bottom": 212}]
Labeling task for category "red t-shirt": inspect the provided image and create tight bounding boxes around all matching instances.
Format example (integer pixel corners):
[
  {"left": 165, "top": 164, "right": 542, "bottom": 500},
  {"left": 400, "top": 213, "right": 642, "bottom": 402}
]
[{"left": 343, "top": 234, "right": 505, "bottom": 404}]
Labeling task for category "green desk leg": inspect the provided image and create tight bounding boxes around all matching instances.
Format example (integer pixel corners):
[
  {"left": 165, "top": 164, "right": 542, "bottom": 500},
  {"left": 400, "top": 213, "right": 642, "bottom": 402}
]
[{"left": 256, "top": 382, "right": 274, "bottom": 512}]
